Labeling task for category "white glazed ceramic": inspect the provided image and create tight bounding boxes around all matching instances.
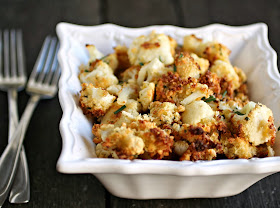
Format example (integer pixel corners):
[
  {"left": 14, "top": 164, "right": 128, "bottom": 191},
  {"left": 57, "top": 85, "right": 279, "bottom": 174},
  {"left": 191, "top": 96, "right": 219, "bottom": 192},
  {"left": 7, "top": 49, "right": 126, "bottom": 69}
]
[{"left": 56, "top": 22, "right": 280, "bottom": 199}]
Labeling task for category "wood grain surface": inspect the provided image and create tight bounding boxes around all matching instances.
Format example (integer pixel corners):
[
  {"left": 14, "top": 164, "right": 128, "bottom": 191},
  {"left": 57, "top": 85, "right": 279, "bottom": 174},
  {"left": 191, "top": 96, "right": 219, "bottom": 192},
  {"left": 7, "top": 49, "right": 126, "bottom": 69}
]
[{"left": 0, "top": 0, "right": 279, "bottom": 207}]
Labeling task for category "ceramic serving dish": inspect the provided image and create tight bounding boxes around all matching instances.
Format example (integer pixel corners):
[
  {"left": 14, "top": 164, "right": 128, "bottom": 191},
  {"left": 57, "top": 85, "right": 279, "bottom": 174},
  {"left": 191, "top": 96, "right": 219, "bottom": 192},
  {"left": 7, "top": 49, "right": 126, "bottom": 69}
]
[{"left": 56, "top": 22, "right": 280, "bottom": 199}]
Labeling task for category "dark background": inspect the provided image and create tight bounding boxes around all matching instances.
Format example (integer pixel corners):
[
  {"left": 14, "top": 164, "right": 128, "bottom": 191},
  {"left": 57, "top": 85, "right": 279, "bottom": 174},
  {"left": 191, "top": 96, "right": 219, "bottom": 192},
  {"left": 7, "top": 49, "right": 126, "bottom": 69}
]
[{"left": 0, "top": 0, "right": 279, "bottom": 207}]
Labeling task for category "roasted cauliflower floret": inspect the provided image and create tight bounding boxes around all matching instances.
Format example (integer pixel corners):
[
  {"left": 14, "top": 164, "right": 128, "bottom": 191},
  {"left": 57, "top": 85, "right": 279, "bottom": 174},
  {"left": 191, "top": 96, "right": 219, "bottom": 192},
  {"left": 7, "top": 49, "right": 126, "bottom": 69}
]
[
  {"left": 176, "top": 122, "right": 224, "bottom": 161},
  {"left": 86, "top": 44, "right": 104, "bottom": 62},
  {"left": 79, "top": 60, "right": 118, "bottom": 88},
  {"left": 116, "top": 83, "right": 139, "bottom": 105},
  {"left": 182, "top": 34, "right": 204, "bottom": 55},
  {"left": 106, "top": 84, "right": 123, "bottom": 96},
  {"left": 149, "top": 101, "right": 184, "bottom": 126},
  {"left": 221, "top": 137, "right": 256, "bottom": 159},
  {"left": 137, "top": 58, "right": 172, "bottom": 85},
  {"left": 199, "top": 70, "right": 221, "bottom": 96},
  {"left": 101, "top": 99, "right": 141, "bottom": 126},
  {"left": 180, "top": 83, "right": 213, "bottom": 106},
  {"left": 128, "top": 31, "right": 175, "bottom": 65},
  {"left": 173, "top": 140, "right": 189, "bottom": 156},
  {"left": 120, "top": 65, "right": 140, "bottom": 84},
  {"left": 230, "top": 102, "right": 276, "bottom": 146},
  {"left": 190, "top": 53, "right": 209, "bottom": 75},
  {"left": 128, "top": 120, "right": 174, "bottom": 159},
  {"left": 181, "top": 100, "right": 214, "bottom": 125},
  {"left": 79, "top": 83, "right": 116, "bottom": 117},
  {"left": 101, "top": 53, "right": 118, "bottom": 72},
  {"left": 210, "top": 60, "right": 240, "bottom": 90},
  {"left": 175, "top": 52, "right": 201, "bottom": 79},
  {"left": 139, "top": 81, "right": 155, "bottom": 111},
  {"left": 95, "top": 125, "right": 145, "bottom": 159},
  {"left": 155, "top": 72, "right": 191, "bottom": 104},
  {"left": 183, "top": 34, "right": 231, "bottom": 63}
]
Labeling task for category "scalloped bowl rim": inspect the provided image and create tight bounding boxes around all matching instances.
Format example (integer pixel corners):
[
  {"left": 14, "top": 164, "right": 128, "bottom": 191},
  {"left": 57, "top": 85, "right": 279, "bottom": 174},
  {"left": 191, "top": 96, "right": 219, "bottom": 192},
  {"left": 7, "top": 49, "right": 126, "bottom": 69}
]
[{"left": 56, "top": 22, "right": 280, "bottom": 176}]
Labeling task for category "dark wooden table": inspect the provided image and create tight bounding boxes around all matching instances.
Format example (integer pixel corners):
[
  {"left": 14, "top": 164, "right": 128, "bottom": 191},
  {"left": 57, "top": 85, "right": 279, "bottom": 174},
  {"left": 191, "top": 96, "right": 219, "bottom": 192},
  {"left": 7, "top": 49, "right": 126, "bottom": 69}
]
[{"left": 0, "top": 0, "right": 279, "bottom": 207}]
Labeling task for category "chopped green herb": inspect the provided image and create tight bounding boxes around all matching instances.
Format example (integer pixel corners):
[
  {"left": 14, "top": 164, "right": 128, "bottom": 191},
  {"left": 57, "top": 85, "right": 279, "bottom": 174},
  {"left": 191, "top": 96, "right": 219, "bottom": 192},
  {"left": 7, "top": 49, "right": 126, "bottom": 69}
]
[
  {"left": 85, "top": 69, "right": 89, "bottom": 72},
  {"left": 234, "top": 111, "right": 245, "bottom": 116},
  {"left": 245, "top": 117, "right": 250, "bottom": 121},
  {"left": 159, "top": 56, "right": 163, "bottom": 62},
  {"left": 222, "top": 90, "right": 227, "bottom": 98},
  {"left": 114, "top": 105, "right": 126, "bottom": 114},
  {"left": 84, "top": 95, "right": 88, "bottom": 98},
  {"left": 139, "top": 62, "right": 144, "bottom": 66},
  {"left": 173, "top": 65, "right": 177, "bottom": 72},
  {"left": 203, "top": 95, "right": 216, "bottom": 103},
  {"left": 278, "top": 126, "right": 280, "bottom": 131},
  {"left": 179, "top": 53, "right": 183, "bottom": 58}
]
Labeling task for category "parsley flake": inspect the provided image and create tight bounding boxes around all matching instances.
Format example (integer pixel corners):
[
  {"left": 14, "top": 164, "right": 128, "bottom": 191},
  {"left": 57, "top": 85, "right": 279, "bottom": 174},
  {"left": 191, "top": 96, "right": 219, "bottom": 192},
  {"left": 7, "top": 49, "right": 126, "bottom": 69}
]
[
  {"left": 234, "top": 111, "right": 245, "bottom": 116},
  {"left": 85, "top": 69, "right": 89, "bottom": 72},
  {"left": 179, "top": 53, "right": 183, "bottom": 58},
  {"left": 203, "top": 95, "right": 216, "bottom": 103},
  {"left": 222, "top": 90, "right": 227, "bottom": 98},
  {"left": 114, "top": 105, "right": 126, "bottom": 114},
  {"left": 173, "top": 65, "right": 177, "bottom": 72},
  {"left": 139, "top": 62, "right": 144, "bottom": 66},
  {"left": 159, "top": 56, "right": 163, "bottom": 62}
]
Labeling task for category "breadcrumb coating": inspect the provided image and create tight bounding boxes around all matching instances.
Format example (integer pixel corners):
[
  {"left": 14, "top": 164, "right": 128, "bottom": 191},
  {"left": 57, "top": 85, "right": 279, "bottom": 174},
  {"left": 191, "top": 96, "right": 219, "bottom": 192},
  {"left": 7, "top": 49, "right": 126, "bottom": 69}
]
[
  {"left": 78, "top": 31, "right": 277, "bottom": 161},
  {"left": 79, "top": 83, "right": 116, "bottom": 117}
]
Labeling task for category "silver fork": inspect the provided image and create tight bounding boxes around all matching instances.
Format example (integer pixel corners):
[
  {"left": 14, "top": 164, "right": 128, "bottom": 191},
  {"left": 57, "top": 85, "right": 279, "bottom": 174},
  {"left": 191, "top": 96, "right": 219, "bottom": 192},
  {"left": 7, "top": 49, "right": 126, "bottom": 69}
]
[
  {"left": 0, "top": 36, "right": 60, "bottom": 206},
  {"left": 0, "top": 29, "right": 30, "bottom": 204}
]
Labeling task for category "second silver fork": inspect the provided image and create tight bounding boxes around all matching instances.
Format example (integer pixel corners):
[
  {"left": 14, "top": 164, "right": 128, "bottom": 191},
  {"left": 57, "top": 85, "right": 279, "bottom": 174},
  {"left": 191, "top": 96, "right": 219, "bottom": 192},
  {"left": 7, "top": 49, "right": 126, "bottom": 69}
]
[{"left": 0, "top": 29, "right": 30, "bottom": 204}]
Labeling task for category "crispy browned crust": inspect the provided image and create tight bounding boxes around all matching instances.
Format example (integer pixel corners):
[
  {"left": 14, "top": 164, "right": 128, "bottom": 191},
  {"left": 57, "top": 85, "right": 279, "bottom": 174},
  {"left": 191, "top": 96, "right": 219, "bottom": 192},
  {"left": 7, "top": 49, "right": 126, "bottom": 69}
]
[
  {"left": 114, "top": 45, "right": 131, "bottom": 73},
  {"left": 79, "top": 99, "right": 105, "bottom": 117},
  {"left": 175, "top": 51, "right": 201, "bottom": 71},
  {"left": 199, "top": 70, "right": 221, "bottom": 95},
  {"left": 202, "top": 43, "right": 231, "bottom": 64},
  {"left": 220, "top": 77, "right": 234, "bottom": 99},
  {"left": 141, "top": 42, "right": 160, "bottom": 49},
  {"left": 268, "top": 116, "right": 276, "bottom": 146},
  {"left": 142, "top": 128, "right": 174, "bottom": 159},
  {"left": 155, "top": 71, "right": 191, "bottom": 103}
]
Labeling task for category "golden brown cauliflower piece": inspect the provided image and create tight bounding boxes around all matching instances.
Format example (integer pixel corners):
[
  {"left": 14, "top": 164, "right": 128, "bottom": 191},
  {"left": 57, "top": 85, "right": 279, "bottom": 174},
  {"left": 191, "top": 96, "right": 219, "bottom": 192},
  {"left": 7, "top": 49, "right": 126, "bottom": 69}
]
[
  {"left": 94, "top": 124, "right": 145, "bottom": 159},
  {"left": 128, "top": 31, "right": 176, "bottom": 65},
  {"left": 137, "top": 58, "right": 172, "bottom": 85},
  {"left": 229, "top": 102, "right": 276, "bottom": 146},
  {"left": 181, "top": 101, "right": 215, "bottom": 125},
  {"left": 85, "top": 44, "right": 104, "bottom": 62},
  {"left": 101, "top": 99, "right": 141, "bottom": 126},
  {"left": 221, "top": 137, "right": 257, "bottom": 159},
  {"left": 120, "top": 65, "right": 141, "bottom": 84},
  {"left": 179, "top": 83, "right": 213, "bottom": 106},
  {"left": 183, "top": 34, "right": 231, "bottom": 63},
  {"left": 210, "top": 60, "right": 240, "bottom": 90},
  {"left": 128, "top": 120, "right": 174, "bottom": 159},
  {"left": 139, "top": 81, "right": 155, "bottom": 111},
  {"left": 79, "top": 83, "right": 116, "bottom": 117},
  {"left": 149, "top": 101, "right": 184, "bottom": 126},
  {"left": 79, "top": 60, "right": 118, "bottom": 89},
  {"left": 175, "top": 52, "right": 201, "bottom": 79},
  {"left": 155, "top": 71, "right": 192, "bottom": 104},
  {"left": 190, "top": 53, "right": 209, "bottom": 75}
]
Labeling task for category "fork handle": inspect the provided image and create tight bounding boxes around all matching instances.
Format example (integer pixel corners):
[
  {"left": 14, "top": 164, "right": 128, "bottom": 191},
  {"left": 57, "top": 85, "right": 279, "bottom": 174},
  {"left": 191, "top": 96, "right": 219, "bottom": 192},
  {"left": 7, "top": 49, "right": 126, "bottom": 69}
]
[
  {"left": 7, "top": 88, "right": 30, "bottom": 204},
  {"left": 0, "top": 95, "right": 40, "bottom": 206}
]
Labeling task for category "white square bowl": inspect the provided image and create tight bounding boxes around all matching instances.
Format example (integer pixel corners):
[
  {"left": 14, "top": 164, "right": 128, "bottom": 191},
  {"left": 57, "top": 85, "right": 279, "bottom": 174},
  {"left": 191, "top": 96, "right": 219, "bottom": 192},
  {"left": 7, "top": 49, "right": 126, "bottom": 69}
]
[{"left": 56, "top": 22, "right": 280, "bottom": 199}]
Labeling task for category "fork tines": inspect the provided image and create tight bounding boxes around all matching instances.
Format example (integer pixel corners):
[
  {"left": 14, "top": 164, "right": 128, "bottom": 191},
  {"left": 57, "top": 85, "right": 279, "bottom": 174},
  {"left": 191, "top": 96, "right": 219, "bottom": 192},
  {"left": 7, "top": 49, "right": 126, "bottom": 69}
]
[
  {"left": 26, "top": 36, "right": 60, "bottom": 97},
  {"left": 0, "top": 29, "right": 26, "bottom": 88}
]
